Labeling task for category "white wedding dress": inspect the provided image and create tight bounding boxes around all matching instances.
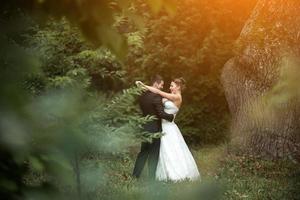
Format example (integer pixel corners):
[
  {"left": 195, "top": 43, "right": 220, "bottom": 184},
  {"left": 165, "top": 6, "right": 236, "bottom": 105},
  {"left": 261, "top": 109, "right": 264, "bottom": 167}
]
[{"left": 156, "top": 100, "right": 200, "bottom": 182}]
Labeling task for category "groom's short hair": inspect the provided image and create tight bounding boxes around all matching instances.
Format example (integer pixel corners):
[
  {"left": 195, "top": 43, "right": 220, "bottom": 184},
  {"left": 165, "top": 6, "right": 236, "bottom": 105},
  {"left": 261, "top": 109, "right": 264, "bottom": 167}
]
[{"left": 151, "top": 75, "right": 163, "bottom": 85}]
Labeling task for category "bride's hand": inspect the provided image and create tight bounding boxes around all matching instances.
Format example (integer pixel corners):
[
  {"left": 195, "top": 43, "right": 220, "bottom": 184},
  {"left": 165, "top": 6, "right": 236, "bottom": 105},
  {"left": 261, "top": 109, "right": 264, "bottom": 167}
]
[
  {"left": 135, "top": 81, "right": 147, "bottom": 90},
  {"left": 135, "top": 81, "right": 160, "bottom": 94},
  {"left": 135, "top": 81, "right": 142, "bottom": 86},
  {"left": 135, "top": 81, "right": 143, "bottom": 86}
]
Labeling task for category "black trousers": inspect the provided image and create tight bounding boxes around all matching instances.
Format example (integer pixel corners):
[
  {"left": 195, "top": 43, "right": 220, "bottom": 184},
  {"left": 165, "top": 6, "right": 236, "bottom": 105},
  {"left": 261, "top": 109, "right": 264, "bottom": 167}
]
[{"left": 132, "top": 138, "right": 160, "bottom": 180}]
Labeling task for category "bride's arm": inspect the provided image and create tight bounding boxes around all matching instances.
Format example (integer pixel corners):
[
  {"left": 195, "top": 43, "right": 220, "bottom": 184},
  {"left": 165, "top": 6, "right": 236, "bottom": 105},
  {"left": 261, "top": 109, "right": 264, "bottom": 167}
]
[
  {"left": 150, "top": 87, "right": 179, "bottom": 102},
  {"left": 136, "top": 81, "right": 179, "bottom": 101}
]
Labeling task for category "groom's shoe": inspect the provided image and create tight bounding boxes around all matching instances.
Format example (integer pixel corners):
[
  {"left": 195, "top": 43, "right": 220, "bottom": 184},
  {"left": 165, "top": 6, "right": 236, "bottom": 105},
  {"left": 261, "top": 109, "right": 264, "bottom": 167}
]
[
  {"left": 131, "top": 175, "right": 138, "bottom": 179},
  {"left": 132, "top": 171, "right": 140, "bottom": 178},
  {"left": 131, "top": 173, "right": 141, "bottom": 181}
]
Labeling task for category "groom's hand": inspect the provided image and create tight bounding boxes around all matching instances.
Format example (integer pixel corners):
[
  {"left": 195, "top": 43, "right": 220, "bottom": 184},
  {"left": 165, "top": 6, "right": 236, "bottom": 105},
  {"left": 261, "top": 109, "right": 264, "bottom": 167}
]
[{"left": 153, "top": 95, "right": 174, "bottom": 122}]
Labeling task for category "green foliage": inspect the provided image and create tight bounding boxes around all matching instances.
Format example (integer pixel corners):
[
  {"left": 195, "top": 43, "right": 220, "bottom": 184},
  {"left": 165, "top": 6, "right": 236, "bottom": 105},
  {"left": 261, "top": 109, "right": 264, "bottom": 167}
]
[
  {"left": 6, "top": 0, "right": 258, "bottom": 146},
  {"left": 124, "top": 0, "right": 257, "bottom": 145},
  {"left": 2, "top": 1, "right": 299, "bottom": 200},
  {"left": 6, "top": 0, "right": 177, "bottom": 58},
  {"left": 0, "top": 10, "right": 151, "bottom": 199},
  {"left": 23, "top": 18, "right": 90, "bottom": 91},
  {"left": 24, "top": 18, "right": 127, "bottom": 93}
]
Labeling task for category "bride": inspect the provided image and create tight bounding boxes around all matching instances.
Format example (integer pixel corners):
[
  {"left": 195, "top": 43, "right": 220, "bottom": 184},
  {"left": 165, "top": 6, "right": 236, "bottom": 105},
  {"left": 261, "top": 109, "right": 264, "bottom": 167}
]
[{"left": 136, "top": 78, "right": 200, "bottom": 182}]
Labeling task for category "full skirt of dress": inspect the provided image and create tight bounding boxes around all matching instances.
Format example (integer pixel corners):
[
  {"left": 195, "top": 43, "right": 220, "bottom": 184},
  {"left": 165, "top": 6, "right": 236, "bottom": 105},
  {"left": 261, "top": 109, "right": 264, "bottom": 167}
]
[{"left": 156, "top": 121, "right": 200, "bottom": 182}]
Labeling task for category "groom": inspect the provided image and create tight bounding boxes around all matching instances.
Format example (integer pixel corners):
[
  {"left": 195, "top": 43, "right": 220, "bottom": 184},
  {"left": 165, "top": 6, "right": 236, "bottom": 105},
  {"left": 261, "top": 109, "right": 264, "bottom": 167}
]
[{"left": 132, "top": 75, "right": 174, "bottom": 180}]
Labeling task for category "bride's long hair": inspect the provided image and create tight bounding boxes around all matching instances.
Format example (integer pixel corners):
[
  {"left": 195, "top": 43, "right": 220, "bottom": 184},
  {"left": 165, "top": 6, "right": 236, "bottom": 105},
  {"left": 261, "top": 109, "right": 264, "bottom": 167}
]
[{"left": 173, "top": 77, "right": 186, "bottom": 91}]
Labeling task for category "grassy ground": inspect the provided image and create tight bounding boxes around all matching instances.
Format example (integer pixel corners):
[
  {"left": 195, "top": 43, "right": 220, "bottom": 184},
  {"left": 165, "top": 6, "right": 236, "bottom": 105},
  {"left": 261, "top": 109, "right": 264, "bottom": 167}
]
[
  {"left": 24, "top": 145, "right": 300, "bottom": 200},
  {"left": 95, "top": 144, "right": 300, "bottom": 200}
]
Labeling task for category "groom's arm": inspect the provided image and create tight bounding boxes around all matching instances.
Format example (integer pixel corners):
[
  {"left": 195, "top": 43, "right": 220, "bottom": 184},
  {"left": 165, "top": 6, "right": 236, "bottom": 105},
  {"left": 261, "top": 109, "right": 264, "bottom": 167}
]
[{"left": 153, "top": 95, "right": 174, "bottom": 122}]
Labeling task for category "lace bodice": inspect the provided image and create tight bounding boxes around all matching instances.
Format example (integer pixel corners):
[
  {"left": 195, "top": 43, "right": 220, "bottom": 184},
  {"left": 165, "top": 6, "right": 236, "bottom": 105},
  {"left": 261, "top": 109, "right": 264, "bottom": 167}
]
[{"left": 163, "top": 100, "right": 179, "bottom": 115}]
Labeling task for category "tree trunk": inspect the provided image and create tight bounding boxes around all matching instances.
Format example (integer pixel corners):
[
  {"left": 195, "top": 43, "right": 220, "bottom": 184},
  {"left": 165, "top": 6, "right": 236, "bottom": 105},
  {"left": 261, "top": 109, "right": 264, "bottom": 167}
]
[{"left": 221, "top": 0, "right": 300, "bottom": 161}]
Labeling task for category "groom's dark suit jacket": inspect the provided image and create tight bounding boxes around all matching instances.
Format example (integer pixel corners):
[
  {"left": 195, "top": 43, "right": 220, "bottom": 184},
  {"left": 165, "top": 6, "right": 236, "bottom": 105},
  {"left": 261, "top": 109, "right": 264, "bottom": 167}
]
[{"left": 139, "top": 91, "right": 174, "bottom": 133}]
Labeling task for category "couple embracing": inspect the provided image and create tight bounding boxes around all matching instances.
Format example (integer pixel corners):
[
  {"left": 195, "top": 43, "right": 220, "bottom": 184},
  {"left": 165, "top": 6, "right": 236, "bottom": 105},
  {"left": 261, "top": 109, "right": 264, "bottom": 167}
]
[{"left": 132, "top": 75, "right": 200, "bottom": 182}]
